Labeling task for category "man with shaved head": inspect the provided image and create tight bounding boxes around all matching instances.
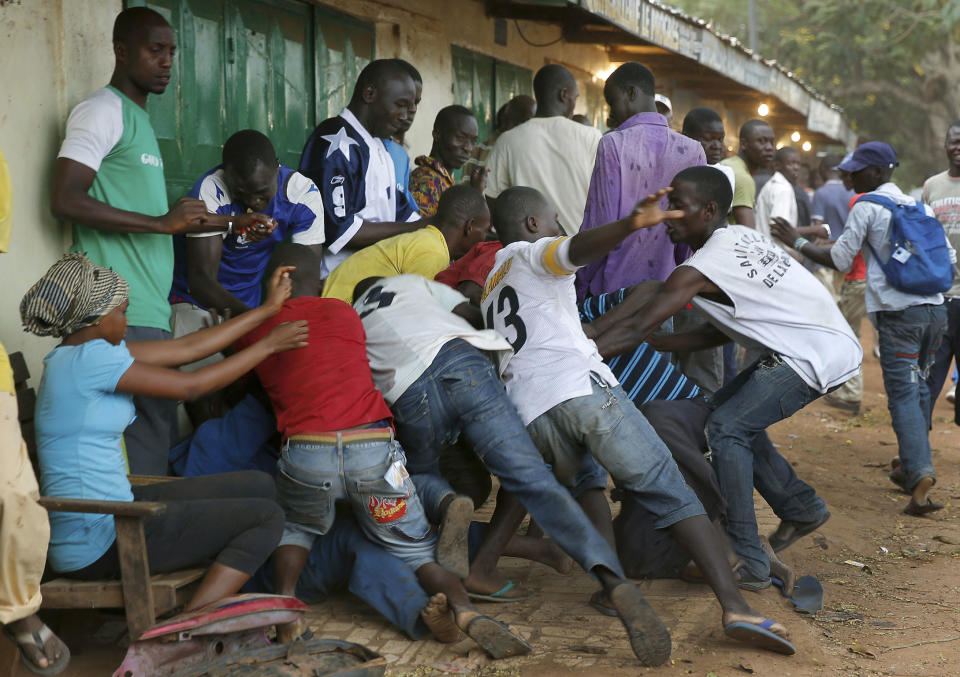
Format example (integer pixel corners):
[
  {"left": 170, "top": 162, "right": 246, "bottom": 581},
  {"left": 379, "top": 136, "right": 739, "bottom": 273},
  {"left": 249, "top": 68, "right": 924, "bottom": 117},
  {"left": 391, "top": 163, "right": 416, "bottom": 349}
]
[
  {"left": 409, "top": 105, "right": 485, "bottom": 218},
  {"left": 721, "top": 119, "right": 776, "bottom": 227},
  {"left": 50, "top": 8, "right": 243, "bottom": 474},
  {"left": 484, "top": 64, "right": 601, "bottom": 236},
  {"left": 300, "top": 59, "right": 422, "bottom": 277}
]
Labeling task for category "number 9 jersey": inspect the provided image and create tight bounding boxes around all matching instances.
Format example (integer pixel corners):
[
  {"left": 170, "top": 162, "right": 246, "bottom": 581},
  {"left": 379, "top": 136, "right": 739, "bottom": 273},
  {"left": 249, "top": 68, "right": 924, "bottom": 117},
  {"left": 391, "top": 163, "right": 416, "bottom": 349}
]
[{"left": 480, "top": 236, "right": 618, "bottom": 426}]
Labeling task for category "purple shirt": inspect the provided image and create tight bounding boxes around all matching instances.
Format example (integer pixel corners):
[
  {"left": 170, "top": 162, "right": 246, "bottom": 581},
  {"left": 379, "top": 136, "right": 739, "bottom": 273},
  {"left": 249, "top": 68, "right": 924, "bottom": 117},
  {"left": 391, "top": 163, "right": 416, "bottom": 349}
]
[{"left": 575, "top": 113, "right": 705, "bottom": 301}]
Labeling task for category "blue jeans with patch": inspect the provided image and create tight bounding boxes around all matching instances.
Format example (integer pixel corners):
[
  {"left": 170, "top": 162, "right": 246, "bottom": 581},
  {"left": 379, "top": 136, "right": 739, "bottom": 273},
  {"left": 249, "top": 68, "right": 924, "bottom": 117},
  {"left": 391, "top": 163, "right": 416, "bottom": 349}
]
[
  {"left": 877, "top": 303, "right": 948, "bottom": 491},
  {"left": 527, "top": 375, "right": 705, "bottom": 529},
  {"left": 706, "top": 355, "right": 829, "bottom": 580},
  {"left": 391, "top": 339, "right": 624, "bottom": 578},
  {"left": 276, "top": 433, "right": 436, "bottom": 571}
]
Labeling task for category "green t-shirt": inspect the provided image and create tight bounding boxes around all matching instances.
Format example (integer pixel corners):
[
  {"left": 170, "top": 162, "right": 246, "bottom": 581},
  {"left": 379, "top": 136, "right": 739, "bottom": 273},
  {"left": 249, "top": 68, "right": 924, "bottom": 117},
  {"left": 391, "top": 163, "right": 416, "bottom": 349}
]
[
  {"left": 922, "top": 170, "right": 960, "bottom": 296},
  {"left": 721, "top": 154, "right": 756, "bottom": 224},
  {"left": 59, "top": 86, "right": 172, "bottom": 331}
]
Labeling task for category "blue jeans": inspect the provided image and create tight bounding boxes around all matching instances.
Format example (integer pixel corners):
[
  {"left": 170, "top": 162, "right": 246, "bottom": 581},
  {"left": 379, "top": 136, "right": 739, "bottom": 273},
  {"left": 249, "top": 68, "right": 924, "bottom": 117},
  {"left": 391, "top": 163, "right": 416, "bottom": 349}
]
[
  {"left": 923, "top": 297, "right": 960, "bottom": 425},
  {"left": 391, "top": 339, "right": 624, "bottom": 578},
  {"left": 275, "top": 432, "right": 436, "bottom": 571},
  {"left": 248, "top": 511, "right": 431, "bottom": 640},
  {"left": 706, "top": 355, "right": 828, "bottom": 579},
  {"left": 527, "top": 375, "right": 705, "bottom": 529},
  {"left": 877, "top": 303, "right": 948, "bottom": 490}
]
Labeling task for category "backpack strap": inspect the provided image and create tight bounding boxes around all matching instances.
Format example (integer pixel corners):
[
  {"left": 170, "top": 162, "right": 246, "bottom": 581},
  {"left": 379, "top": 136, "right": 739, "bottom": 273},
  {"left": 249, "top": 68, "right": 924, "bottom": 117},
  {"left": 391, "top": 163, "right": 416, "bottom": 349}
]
[
  {"left": 854, "top": 193, "right": 899, "bottom": 211},
  {"left": 855, "top": 193, "right": 897, "bottom": 264}
]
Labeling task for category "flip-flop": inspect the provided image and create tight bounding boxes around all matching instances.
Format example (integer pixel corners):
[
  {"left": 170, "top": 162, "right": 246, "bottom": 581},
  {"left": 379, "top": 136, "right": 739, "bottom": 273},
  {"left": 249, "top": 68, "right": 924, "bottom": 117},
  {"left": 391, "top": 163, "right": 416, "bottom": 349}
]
[
  {"left": 464, "top": 615, "right": 531, "bottom": 659},
  {"left": 768, "top": 511, "right": 831, "bottom": 552},
  {"left": 724, "top": 619, "right": 797, "bottom": 655},
  {"left": 467, "top": 580, "right": 530, "bottom": 603},
  {"left": 609, "top": 582, "right": 672, "bottom": 667},
  {"left": 2, "top": 624, "right": 71, "bottom": 675},
  {"left": 589, "top": 590, "right": 618, "bottom": 617},
  {"left": 772, "top": 575, "right": 824, "bottom": 614},
  {"left": 903, "top": 498, "right": 945, "bottom": 516},
  {"left": 436, "top": 495, "right": 473, "bottom": 579}
]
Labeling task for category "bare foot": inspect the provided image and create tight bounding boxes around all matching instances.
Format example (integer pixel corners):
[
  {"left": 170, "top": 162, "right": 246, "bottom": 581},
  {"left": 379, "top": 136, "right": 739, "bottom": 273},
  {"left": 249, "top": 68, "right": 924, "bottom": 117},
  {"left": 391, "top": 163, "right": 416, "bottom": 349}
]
[
  {"left": 721, "top": 610, "right": 789, "bottom": 638},
  {"left": 912, "top": 475, "right": 935, "bottom": 505},
  {"left": 761, "top": 537, "right": 796, "bottom": 596},
  {"left": 463, "top": 569, "right": 528, "bottom": 599},
  {"left": 420, "top": 593, "right": 462, "bottom": 643},
  {"left": 535, "top": 540, "right": 575, "bottom": 574},
  {"left": 6, "top": 614, "right": 69, "bottom": 673},
  {"left": 276, "top": 616, "right": 306, "bottom": 644}
]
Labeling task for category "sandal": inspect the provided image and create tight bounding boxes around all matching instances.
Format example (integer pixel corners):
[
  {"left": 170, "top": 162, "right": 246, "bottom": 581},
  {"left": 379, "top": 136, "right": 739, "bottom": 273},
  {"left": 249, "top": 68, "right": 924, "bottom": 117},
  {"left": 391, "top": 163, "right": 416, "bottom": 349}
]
[
  {"left": 2, "top": 623, "right": 71, "bottom": 675},
  {"left": 903, "top": 498, "right": 944, "bottom": 516}
]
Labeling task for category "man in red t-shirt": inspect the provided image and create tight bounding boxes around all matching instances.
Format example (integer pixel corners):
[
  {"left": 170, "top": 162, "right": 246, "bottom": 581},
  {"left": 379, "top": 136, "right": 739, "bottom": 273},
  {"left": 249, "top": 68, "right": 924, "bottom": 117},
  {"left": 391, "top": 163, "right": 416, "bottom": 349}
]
[{"left": 238, "top": 243, "right": 529, "bottom": 659}]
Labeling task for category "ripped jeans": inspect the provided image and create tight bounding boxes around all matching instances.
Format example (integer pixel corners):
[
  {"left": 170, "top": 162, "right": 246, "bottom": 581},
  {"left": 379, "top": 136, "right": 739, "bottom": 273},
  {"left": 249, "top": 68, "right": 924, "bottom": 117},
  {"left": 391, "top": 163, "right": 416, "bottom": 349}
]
[
  {"left": 876, "top": 303, "right": 948, "bottom": 492},
  {"left": 706, "top": 355, "right": 828, "bottom": 580}
]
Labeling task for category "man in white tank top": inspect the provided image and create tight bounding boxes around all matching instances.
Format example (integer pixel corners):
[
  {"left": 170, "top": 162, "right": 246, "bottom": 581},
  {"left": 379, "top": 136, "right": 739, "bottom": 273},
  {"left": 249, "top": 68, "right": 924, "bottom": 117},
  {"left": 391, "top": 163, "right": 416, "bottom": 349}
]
[{"left": 590, "top": 166, "right": 859, "bottom": 587}]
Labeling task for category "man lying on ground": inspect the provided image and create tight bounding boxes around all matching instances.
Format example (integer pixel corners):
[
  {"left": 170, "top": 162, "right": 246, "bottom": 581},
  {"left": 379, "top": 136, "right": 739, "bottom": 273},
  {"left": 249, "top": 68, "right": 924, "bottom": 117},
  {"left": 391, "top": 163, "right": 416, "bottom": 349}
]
[
  {"left": 589, "top": 166, "right": 860, "bottom": 584},
  {"left": 482, "top": 185, "right": 797, "bottom": 663},
  {"left": 236, "top": 244, "right": 529, "bottom": 659}
]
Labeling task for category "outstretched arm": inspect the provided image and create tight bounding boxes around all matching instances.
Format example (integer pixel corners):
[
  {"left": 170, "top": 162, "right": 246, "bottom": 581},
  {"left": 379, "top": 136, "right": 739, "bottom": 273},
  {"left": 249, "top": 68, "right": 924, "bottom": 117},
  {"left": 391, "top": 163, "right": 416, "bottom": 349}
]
[
  {"left": 593, "top": 266, "right": 713, "bottom": 358},
  {"left": 568, "top": 188, "right": 684, "bottom": 267},
  {"left": 117, "top": 319, "right": 308, "bottom": 401},
  {"left": 770, "top": 217, "right": 836, "bottom": 269},
  {"left": 646, "top": 325, "right": 730, "bottom": 353},
  {"left": 129, "top": 266, "right": 294, "bottom": 366}
]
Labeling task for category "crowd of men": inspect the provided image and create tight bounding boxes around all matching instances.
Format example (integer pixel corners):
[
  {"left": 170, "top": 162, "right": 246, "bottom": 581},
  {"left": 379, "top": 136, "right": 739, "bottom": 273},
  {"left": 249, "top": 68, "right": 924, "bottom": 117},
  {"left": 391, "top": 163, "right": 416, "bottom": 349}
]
[{"left": 3, "top": 5, "right": 959, "bottom": 674}]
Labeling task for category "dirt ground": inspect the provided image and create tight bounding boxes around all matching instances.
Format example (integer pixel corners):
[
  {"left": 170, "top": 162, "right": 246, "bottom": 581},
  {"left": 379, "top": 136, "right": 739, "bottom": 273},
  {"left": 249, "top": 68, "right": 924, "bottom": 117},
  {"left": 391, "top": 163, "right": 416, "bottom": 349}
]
[{"left": 13, "top": 321, "right": 960, "bottom": 677}]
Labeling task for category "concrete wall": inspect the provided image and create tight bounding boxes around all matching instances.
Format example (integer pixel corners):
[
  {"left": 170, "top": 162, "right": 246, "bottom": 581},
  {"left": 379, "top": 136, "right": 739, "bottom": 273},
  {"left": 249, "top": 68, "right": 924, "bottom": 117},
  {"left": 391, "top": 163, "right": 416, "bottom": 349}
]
[
  {"left": 320, "top": 0, "right": 612, "bottom": 158},
  {"left": 0, "top": 0, "right": 121, "bottom": 382}
]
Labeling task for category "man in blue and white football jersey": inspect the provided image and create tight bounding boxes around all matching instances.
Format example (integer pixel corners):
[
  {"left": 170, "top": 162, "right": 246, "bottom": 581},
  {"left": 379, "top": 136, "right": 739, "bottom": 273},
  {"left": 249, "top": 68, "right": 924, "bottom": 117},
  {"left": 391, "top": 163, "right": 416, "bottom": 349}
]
[
  {"left": 170, "top": 129, "right": 325, "bottom": 329},
  {"left": 300, "top": 59, "right": 422, "bottom": 277}
]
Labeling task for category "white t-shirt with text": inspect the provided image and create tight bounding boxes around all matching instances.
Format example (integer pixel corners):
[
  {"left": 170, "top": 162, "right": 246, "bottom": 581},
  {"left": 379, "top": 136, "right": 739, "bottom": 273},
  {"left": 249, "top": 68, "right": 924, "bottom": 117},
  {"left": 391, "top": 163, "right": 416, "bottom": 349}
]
[
  {"left": 682, "top": 225, "right": 862, "bottom": 393},
  {"left": 355, "top": 274, "right": 512, "bottom": 405}
]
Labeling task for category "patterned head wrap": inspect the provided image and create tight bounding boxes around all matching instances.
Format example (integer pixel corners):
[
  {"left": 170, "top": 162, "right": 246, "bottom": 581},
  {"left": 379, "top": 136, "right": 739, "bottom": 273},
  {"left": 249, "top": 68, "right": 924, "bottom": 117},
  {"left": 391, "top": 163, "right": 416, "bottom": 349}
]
[{"left": 20, "top": 253, "right": 129, "bottom": 338}]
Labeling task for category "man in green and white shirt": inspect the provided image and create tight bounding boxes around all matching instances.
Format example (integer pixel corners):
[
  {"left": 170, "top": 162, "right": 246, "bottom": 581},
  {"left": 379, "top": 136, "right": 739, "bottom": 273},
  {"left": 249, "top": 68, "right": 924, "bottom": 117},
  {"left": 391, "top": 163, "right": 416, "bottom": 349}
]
[{"left": 50, "top": 8, "right": 268, "bottom": 474}]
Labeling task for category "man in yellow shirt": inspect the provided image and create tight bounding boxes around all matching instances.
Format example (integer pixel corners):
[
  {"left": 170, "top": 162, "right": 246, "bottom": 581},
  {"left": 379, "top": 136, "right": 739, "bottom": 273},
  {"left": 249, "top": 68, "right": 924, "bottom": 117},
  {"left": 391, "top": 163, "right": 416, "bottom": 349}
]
[{"left": 322, "top": 186, "right": 490, "bottom": 303}]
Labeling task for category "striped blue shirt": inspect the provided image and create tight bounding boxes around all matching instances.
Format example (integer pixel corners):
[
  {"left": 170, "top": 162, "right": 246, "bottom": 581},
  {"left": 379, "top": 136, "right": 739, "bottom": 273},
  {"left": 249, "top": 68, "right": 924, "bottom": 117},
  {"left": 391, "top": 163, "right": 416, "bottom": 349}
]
[{"left": 579, "top": 288, "right": 700, "bottom": 405}]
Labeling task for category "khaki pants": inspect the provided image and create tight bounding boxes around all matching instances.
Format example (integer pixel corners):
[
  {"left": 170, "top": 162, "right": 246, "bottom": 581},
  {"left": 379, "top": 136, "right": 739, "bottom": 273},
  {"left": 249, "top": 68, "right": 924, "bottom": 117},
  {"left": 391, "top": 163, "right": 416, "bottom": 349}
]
[
  {"left": 0, "top": 390, "right": 48, "bottom": 624},
  {"left": 831, "top": 279, "right": 867, "bottom": 404},
  {"left": 813, "top": 267, "right": 845, "bottom": 302}
]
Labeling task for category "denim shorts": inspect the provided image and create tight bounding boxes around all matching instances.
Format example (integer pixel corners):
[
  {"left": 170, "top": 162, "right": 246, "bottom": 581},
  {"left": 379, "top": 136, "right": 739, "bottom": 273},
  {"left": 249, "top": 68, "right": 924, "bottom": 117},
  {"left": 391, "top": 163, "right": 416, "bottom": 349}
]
[{"left": 276, "top": 430, "right": 436, "bottom": 571}]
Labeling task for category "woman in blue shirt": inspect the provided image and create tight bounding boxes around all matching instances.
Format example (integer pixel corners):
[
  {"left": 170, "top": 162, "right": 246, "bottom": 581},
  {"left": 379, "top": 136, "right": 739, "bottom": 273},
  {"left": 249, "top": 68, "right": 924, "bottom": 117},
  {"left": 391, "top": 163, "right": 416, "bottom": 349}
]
[{"left": 21, "top": 253, "right": 308, "bottom": 613}]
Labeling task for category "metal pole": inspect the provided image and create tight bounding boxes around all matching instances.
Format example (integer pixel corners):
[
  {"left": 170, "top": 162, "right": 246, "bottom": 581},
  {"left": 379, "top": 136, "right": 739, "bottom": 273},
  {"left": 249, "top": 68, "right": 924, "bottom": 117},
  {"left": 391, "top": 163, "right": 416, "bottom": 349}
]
[{"left": 748, "top": 0, "right": 758, "bottom": 51}]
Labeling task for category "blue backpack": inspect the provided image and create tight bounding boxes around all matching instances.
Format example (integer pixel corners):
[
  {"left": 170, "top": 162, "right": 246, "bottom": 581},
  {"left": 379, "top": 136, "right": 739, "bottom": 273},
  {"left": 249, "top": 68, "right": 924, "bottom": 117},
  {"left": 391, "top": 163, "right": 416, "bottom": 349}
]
[{"left": 859, "top": 193, "right": 954, "bottom": 296}]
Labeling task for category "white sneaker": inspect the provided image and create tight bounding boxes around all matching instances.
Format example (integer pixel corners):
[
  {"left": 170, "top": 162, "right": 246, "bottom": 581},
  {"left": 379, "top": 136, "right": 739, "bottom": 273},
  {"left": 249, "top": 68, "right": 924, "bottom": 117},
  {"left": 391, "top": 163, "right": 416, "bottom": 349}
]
[{"left": 947, "top": 386, "right": 956, "bottom": 403}]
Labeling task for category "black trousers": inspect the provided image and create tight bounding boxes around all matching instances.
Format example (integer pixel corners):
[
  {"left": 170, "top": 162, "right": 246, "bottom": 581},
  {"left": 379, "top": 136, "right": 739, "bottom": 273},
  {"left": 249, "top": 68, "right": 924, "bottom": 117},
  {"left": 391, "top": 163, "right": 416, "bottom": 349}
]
[{"left": 67, "top": 471, "right": 284, "bottom": 579}]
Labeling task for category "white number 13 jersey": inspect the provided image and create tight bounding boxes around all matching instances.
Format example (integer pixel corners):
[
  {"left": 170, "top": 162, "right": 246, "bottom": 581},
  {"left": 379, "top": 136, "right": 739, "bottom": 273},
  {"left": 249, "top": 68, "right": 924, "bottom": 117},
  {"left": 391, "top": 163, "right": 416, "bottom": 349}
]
[{"left": 480, "top": 236, "right": 618, "bottom": 425}]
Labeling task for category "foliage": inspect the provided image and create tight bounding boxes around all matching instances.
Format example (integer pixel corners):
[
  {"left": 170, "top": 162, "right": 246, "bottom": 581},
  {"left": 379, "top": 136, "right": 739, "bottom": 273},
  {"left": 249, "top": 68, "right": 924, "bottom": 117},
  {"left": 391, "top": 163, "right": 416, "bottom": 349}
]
[{"left": 668, "top": 0, "right": 960, "bottom": 187}]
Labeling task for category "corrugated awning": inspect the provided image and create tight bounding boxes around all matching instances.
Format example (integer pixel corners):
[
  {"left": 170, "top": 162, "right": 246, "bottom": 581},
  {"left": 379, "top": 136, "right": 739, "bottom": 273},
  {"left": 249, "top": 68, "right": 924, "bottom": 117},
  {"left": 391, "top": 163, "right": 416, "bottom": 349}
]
[{"left": 486, "top": 0, "right": 855, "bottom": 146}]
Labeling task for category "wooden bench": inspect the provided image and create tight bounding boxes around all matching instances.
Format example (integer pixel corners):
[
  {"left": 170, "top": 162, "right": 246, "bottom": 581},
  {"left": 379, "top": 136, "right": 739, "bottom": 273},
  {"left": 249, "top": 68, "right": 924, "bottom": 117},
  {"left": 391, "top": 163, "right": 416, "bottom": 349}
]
[{"left": 11, "top": 351, "right": 206, "bottom": 640}]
